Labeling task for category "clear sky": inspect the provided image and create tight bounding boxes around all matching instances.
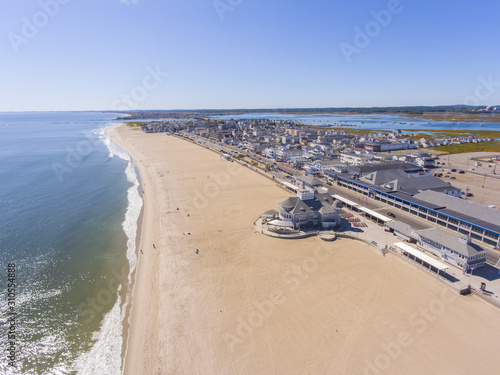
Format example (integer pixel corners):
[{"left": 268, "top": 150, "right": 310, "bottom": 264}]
[{"left": 1, "top": 0, "right": 499, "bottom": 111}]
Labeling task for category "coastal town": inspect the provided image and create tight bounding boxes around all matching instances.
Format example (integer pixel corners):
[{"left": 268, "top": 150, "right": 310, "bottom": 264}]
[
  {"left": 6, "top": 0, "right": 500, "bottom": 373},
  {"left": 140, "top": 117, "right": 495, "bottom": 160},
  {"left": 135, "top": 116, "right": 500, "bottom": 302}
]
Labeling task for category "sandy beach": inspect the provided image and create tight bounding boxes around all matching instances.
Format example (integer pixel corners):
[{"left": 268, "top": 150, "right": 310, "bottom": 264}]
[{"left": 109, "top": 124, "right": 500, "bottom": 375}]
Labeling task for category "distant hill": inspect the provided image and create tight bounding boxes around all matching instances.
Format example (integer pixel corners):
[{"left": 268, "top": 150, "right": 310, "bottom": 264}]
[{"left": 109, "top": 105, "right": 498, "bottom": 119}]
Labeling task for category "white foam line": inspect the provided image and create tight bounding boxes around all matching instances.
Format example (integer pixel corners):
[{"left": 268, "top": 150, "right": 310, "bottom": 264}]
[
  {"left": 74, "top": 290, "right": 122, "bottom": 375},
  {"left": 75, "top": 125, "right": 143, "bottom": 375}
]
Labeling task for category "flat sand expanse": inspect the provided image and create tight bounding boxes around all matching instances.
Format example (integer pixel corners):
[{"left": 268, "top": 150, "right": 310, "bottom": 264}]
[{"left": 110, "top": 125, "right": 500, "bottom": 375}]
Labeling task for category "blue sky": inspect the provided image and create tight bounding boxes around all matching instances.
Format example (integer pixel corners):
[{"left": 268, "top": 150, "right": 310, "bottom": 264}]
[{"left": 1, "top": 0, "right": 499, "bottom": 111}]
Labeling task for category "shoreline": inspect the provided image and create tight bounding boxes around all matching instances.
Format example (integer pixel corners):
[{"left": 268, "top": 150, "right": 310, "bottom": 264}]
[
  {"left": 107, "top": 124, "right": 153, "bottom": 374},
  {"left": 109, "top": 124, "right": 500, "bottom": 375}
]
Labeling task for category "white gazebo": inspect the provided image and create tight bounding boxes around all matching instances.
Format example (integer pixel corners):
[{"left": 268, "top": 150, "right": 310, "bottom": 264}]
[{"left": 267, "top": 219, "right": 295, "bottom": 233}]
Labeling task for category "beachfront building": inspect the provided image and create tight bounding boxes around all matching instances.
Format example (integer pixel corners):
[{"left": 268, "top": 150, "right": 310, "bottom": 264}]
[
  {"left": 385, "top": 221, "right": 419, "bottom": 243},
  {"left": 416, "top": 228, "right": 486, "bottom": 271},
  {"left": 277, "top": 190, "right": 342, "bottom": 230},
  {"left": 326, "top": 163, "right": 500, "bottom": 248}
]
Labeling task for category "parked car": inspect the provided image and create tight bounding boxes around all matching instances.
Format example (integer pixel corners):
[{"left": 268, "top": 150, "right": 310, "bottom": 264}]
[
  {"left": 387, "top": 212, "right": 396, "bottom": 218},
  {"left": 450, "top": 176, "right": 456, "bottom": 179},
  {"left": 466, "top": 192, "right": 474, "bottom": 197},
  {"left": 458, "top": 170, "right": 465, "bottom": 174},
  {"left": 451, "top": 169, "right": 457, "bottom": 172}
]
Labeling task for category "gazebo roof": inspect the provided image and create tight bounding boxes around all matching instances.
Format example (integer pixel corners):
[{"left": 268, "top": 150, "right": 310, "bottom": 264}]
[{"left": 268, "top": 219, "right": 294, "bottom": 227}]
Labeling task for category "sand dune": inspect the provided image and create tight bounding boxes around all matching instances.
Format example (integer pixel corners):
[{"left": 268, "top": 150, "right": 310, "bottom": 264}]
[{"left": 109, "top": 125, "right": 500, "bottom": 375}]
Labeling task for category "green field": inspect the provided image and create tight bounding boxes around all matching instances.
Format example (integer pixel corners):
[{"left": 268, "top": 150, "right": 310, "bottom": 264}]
[
  {"left": 401, "top": 129, "right": 500, "bottom": 141},
  {"left": 399, "top": 112, "right": 500, "bottom": 123}
]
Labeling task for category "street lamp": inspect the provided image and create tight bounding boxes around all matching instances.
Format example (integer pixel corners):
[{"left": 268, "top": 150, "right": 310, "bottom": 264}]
[{"left": 468, "top": 266, "right": 474, "bottom": 288}]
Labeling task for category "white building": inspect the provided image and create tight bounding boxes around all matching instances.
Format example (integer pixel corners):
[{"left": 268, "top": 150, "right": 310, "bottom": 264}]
[
  {"left": 416, "top": 228, "right": 486, "bottom": 271},
  {"left": 277, "top": 190, "right": 343, "bottom": 229},
  {"left": 263, "top": 147, "right": 277, "bottom": 159},
  {"left": 340, "top": 152, "right": 374, "bottom": 165},
  {"left": 276, "top": 147, "right": 303, "bottom": 161}
]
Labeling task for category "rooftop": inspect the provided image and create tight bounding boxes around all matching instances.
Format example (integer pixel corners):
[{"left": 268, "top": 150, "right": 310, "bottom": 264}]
[
  {"left": 413, "top": 190, "right": 500, "bottom": 233},
  {"left": 416, "top": 228, "right": 485, "bottom": 257}
]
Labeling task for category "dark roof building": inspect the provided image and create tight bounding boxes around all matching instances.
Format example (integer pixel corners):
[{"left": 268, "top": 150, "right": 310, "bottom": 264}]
[
  {"left": 326, "top": 163, "right": 500, "bottom": 248},
  {"left": 276, "top": 189, "right": 342, "bottom": 230},
  {"left": 294, "top": 175, "right": 323, "bottom": 190},
  {"left": 359, "top": 169, "right": 461, "bottom": 197}
]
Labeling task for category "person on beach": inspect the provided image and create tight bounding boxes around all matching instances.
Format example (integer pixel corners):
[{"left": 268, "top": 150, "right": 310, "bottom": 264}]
[
  {"left": 140, "top": 249, "right": 143, "bottom": 254},
  {"left": 196, "top": 249, "right": 199, "bottom": 254},
  {"left": 153, "top": 244, "right": 156, "bottom": 249}
]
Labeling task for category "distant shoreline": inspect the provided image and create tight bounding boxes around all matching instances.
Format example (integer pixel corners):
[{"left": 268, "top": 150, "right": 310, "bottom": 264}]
[{"left": 110, "top": 106, "right": 500, "bottom": 123}]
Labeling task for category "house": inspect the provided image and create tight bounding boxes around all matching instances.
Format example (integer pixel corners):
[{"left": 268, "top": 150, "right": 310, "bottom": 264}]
[
  {"left": 277, "top": 190, "right": 343, "bottom": 229},
  {"left": 263, "top": 147, "right": 277, "bottom": 159},
  {"left": 276, "top": 148, "right": 303, "bottom": 161},
  {"left": 413, "top": 156, "right": 435, "bottom": 168},
  {"left": 416, "top": 228, "right": 486, "bottom": 270}
]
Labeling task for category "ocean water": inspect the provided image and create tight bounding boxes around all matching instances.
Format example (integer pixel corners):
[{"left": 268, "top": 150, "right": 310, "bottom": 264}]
[
  {"left": 0, "top": 112, "right": 142, "bottom": 374},
  {"left": 214, "top": 112, "right": 500, "bottom": 131}
]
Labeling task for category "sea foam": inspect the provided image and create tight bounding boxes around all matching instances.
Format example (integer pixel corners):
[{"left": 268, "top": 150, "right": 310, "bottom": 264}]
[
  {"left": 73, "top": 291, "right": 123, "bottom": 375},
  {"left": 75, "top": 126, "right": 143, "bottom": 375}
]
